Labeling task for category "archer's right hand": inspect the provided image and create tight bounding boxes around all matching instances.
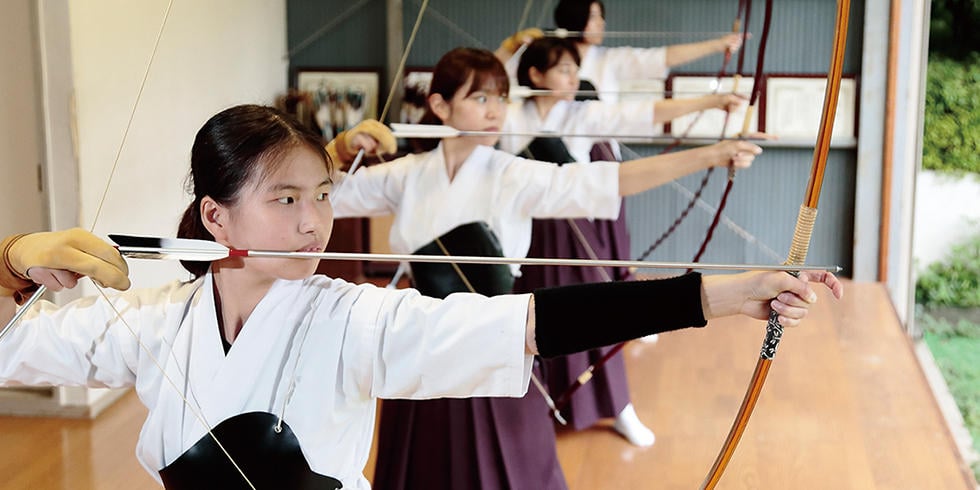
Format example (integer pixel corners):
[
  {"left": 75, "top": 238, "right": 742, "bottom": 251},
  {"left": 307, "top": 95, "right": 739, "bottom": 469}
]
[
  {"left": 498, "top": 28, "right": 545, "bottom": 56},
  {"left": 2, "top": 229, "right": 130, "bottom": 292}
]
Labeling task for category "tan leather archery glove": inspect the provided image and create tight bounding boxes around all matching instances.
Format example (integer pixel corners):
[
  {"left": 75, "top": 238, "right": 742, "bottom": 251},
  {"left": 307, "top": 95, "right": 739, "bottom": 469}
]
[
  {"left": 1, "top": 229, "right": 130, "bottom": 301},
  {"left": 498, "top": 28, "right": 545, "bottom": 55},
  {"left": 327, "top": 119, "right": 397, "bottom": 167}
]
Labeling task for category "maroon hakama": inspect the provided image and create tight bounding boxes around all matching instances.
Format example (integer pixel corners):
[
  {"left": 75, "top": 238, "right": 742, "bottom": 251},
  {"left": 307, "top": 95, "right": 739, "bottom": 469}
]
[
  {"left": 511, "top": 203, "right": 635, "bottom": 430},
  {"left": 372, "top": 363, "right": 568, "bottom": 489}
]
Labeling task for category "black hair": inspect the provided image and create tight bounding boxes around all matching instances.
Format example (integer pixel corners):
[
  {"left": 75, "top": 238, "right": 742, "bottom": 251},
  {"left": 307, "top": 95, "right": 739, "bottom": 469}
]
[
  {"left": 554, "top": 0, "right": 604, "bottom": 35},
  {"left": 412, "top": 47, "right": 510, "bottom": 152},
  {"left": 177, "top": 104, "right": 331, "bottom": 277},
  {"left": 517, "top": 38, "right": 582, "bottom": 89}
]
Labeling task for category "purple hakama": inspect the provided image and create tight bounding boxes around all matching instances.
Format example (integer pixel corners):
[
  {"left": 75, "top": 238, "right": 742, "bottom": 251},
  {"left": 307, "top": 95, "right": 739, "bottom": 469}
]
[
  {"left": 511, "top": 140, "right": 635, "bottom": 431},
  {"left": 372, "top": 223, "right": 568, "bottom": 490},
  {"left": 372, "top": 364, "right": 567, "bottom": 490},
  {"left": 512, "top": 206, "right": 635, "bottom": 430}
]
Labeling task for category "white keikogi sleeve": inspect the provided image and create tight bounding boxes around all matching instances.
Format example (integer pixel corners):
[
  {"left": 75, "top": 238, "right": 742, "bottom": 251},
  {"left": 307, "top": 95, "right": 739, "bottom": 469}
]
[
  {"left": 0, "top": 285, "right": 184, "bottom": 388},
  {"left": 594, "top": 45, "right": 670, "bottom": 81},
  {"left": 343, "top": 285, "right": 534, "bottom": 400},
  {"left": 570, "top": 99, "right": 658, "bottom": 138},
  {"left": 498, "top": 157, "right": 621, "bottom": 220},
  {"left": 330, "top": 156, "right": 414, "bottom": 218}
]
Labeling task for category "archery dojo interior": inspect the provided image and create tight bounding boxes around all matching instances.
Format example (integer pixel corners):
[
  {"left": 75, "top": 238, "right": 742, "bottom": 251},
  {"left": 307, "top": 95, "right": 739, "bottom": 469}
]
[{"left": 0, "top": 0, "right": 975, "bottom": 488}]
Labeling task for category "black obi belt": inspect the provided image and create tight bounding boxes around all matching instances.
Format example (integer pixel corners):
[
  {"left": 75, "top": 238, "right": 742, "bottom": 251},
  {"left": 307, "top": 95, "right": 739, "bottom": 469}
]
[
  {"left": 158, "top": 411, "right": 343, "bottom": 489},
  {"left": 410, "top": 221, "right": 515, "bottom": 299}
]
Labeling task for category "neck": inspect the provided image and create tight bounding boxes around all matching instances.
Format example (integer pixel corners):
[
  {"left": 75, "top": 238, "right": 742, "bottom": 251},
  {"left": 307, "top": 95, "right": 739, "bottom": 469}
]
[
  {"left": 533, "top": 96, "right": 560, "bottom": 119},
  {"left": 440, "top": 138, "right": 480, "bottom": 181},
  {"left": 210, "top": 261, "right": 275, "bottom": 344},
  {"left": 576, "top": 42, "right": 590, "bottom": 59}
]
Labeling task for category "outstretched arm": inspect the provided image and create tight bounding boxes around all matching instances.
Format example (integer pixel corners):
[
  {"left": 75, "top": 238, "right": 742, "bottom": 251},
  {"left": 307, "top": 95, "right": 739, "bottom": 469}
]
[
  {"left": 652, "top": 93, "right": 746, "bottom": 124},
  {"left": 524, "top": 270, "right": 843, "bottom": 355},
  {"left": 617, "top": 139, "right": 762, "bottom": 196},
  {"left": 665, "top": 33, "right": 744, "bottom": 68}
]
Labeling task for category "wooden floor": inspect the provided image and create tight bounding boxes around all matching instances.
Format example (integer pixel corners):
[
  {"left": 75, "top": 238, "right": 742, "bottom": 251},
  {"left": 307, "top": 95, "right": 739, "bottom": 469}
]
[{"left": 0, "top": 280, "right": 975, "bottom": 489}]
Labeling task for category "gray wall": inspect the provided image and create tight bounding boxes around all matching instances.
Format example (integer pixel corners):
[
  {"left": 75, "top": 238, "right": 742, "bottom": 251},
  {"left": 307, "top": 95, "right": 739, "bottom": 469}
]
[{"left": 287, "top": 0, "right": 864, "bottom": 275}]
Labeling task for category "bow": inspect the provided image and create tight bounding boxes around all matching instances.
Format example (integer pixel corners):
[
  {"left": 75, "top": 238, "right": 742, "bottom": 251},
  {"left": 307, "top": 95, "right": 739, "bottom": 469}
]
[
  {"left": 550, "top": 0, "right": 773, "bottom": 418},
  {"left": 700, "top": 0, "right": 850, "bottom": 487},
  {"left": 636, "top": 0, "right": 753, "bottom": 262}
]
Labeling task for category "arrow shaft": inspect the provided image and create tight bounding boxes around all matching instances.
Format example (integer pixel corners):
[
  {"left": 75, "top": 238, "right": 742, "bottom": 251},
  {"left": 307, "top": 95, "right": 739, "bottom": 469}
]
[
  {"left": 393, "top": 128, "right": 760, "bottom": 143},
  {"left": 117, "top": 246, "right": 839, "bottom": 272}
]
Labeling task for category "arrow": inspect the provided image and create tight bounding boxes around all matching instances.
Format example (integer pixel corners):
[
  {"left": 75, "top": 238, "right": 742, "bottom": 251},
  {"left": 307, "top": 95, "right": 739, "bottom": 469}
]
[
  {"left": 507, "top": 86, "right": 749, "bottom": 99},
  {"left": 108, "top": 234, "right": 840, "bottom": 273},
  {"left": 546, "top": 29, "right": 736, "bottom": 39},
  {"left": 389, "top": 123, "right": 767, "bottom": 144}
]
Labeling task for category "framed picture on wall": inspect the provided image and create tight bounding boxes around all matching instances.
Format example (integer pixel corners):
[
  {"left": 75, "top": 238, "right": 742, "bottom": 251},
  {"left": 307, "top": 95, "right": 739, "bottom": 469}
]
[
  {"left": 294, "top": 68, "right": 380, "bottom": 140},
  {"left": 764, "top": 75, "right": 857, "bottom": 145},
  {"left": 400, "top": 67, "right": 434, "bottom": 124}
]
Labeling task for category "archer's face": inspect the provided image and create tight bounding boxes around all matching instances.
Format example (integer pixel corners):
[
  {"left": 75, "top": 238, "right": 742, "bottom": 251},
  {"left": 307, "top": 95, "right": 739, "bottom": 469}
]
[
  {"left": 221, "top": 146, "right": 334, "bottom": 282},
  {"left": 439, "top": 76, "right": 509, "bottom": 147},
  {"left": 539, "top": 52, "right": 580, "bottom": 100},
  {"left": 584, "top": 2, "right": 605, "bottom": 45}
]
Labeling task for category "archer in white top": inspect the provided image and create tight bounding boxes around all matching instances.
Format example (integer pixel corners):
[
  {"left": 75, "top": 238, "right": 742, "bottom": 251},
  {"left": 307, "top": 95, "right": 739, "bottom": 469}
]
[
  {"left": 330, "top": 47, "right": 758, "bottom": 270},
  {"left": 0, "top": 103, "right": 842, "bottom": 488},
  {"left": 499, "top": 38, "right": 744, "bottom": 161},
  {"left": 497, "top": 0, "right": 744, "bottom": 102}
]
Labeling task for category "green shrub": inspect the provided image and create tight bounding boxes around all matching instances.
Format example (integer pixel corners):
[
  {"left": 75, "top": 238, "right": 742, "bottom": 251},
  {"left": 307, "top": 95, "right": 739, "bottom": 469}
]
[
  {"left": 918, "top": 311, "right": 980, "bottom": 339},
  {"left": 923, "top": 55, "right": 980, "bottom": 175},
  {"left": 916, "top": 231, "right": 980, "bottom": 308}
]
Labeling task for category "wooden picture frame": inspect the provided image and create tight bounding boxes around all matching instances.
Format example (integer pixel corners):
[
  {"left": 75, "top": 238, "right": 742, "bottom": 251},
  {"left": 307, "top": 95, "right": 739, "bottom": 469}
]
[
  {"left": 294, "top": 67, "right": 381, "bottom": 140},
  {"left": 400, "top": 67, "right": 434, "bottom": 124},
  {"left": 764, "top": 74, "right": 858, "bottom": 146}
]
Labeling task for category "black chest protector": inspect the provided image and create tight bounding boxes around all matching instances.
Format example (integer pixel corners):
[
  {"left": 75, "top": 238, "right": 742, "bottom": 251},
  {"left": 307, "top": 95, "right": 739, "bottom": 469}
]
[
  {"left": 158, "top": 411, "right": 343, "bottom": 489},
  {"left": 519, "top": 79, "right": 602, "bottom": 165},
  {"left": 519, "top": 135, "right": 576, "bottom": 165},
  {"left": 410, "top": 221, "right": 514, "bottom": 298}
]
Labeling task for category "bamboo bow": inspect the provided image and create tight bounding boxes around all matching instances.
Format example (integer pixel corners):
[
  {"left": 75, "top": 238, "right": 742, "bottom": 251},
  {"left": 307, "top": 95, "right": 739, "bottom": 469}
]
[{"left": 701, "top": 0, "right": 851, "bottom": 487}]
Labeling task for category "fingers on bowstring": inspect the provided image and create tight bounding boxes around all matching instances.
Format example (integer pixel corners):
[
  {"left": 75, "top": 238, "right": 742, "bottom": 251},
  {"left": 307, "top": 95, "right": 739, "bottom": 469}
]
[
  {"left": 67, "top": 231, "right": 130, "bottom": 275},
  {"left": 26, "top": 268, "right": 84, "bottom": 292},
  {"left": 59, "top": 248, "right": 131, "bottom": 291}
]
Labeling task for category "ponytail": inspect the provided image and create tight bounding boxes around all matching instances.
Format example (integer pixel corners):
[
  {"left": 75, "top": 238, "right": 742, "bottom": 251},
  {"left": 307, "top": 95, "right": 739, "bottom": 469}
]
[{"left": 176, "top": 199, "right": 212, "bottom": 278}]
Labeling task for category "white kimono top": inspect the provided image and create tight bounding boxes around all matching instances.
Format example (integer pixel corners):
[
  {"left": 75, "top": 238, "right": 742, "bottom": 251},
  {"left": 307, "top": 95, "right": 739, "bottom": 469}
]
[
  {"left": 0, "top": 273, "right": 534, "bottom": 489},
  {"left": 499, "top": 98, "right": 656, "bottom": 162},
  {"left": 505, "top": 45, "right": 669, "bottom": 103},
  {"left": 578, "top": 45, "right": 669, "bottom": 102},
  {"left": 330, "top": 144, "right": 621, "bottom": 275}
]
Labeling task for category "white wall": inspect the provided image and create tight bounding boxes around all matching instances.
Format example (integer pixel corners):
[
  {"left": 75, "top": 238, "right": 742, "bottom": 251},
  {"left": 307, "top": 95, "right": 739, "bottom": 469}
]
[
  {"left": 63, "top": 0, "right": 288, "bottom": 290},
  {"left": 0, "top": 0, "right": 45, "bottom": 237},
  {"left": 913, "top": 171, "right": 980, "bottom": 269}
]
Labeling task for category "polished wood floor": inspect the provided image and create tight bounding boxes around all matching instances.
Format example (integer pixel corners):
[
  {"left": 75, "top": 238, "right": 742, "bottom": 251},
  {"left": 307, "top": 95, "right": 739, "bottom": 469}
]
[{"left": 0, "top": 281, "right": 975, "bottom": 489}]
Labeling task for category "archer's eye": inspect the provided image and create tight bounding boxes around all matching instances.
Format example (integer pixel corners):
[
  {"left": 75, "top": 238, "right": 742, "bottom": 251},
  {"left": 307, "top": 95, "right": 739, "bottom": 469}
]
[
  {"left": 316, "top": 192, "right": 329, "bottom": 201},
  {"left": 474, "top": 95, "right": 488, "bottom": 103},
  {"left": 277, "top": 196, "right": 295, "bottom": 204}
]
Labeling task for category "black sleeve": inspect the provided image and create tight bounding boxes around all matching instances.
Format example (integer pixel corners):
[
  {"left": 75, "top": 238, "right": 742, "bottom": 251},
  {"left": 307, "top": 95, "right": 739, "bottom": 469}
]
[{"left": 533, "top": 272, "right": 707, "bottom": 358}]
